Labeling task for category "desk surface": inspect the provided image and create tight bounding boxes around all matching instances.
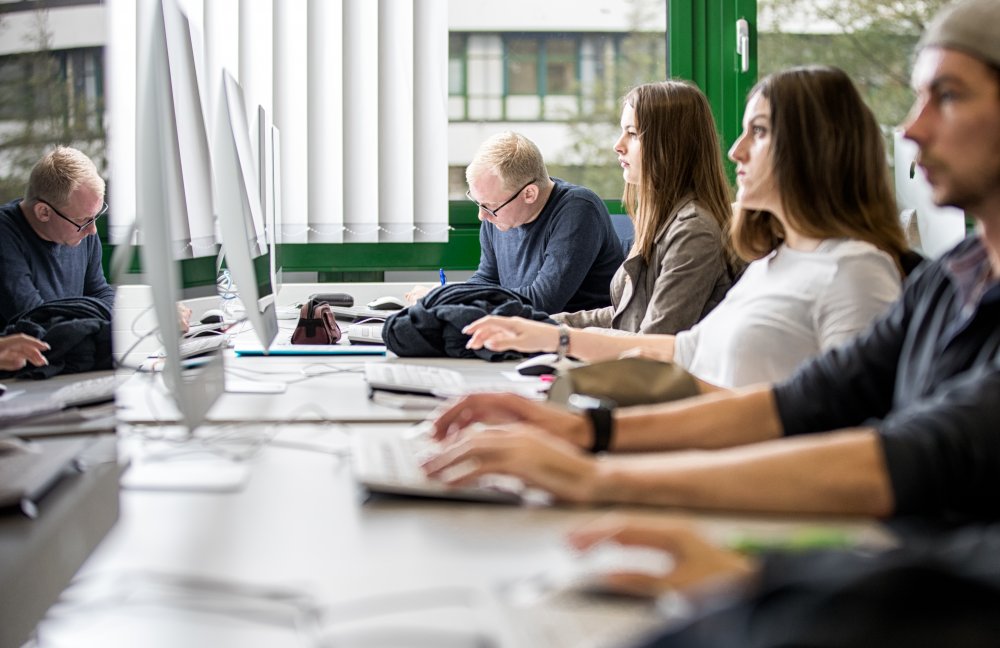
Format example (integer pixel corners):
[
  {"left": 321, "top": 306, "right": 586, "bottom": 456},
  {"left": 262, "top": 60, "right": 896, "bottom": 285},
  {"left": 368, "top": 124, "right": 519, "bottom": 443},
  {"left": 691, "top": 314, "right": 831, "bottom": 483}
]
[
  {"left": 32, "top": 422, "right": 894, "bottom": 648},
  {"left": 14, "top": 283, "right": 896, "bottom": 646}
]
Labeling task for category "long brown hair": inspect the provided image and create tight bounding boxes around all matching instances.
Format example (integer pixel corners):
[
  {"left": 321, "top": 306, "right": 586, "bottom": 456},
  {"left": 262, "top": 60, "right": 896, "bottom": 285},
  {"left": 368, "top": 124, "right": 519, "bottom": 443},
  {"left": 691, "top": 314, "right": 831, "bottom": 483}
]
[
  {"left": 622, "top": 81, "right": 735, "bottom": 267},
  {"left": 731, "top": 66, "right": 908, "bottom": 268}
]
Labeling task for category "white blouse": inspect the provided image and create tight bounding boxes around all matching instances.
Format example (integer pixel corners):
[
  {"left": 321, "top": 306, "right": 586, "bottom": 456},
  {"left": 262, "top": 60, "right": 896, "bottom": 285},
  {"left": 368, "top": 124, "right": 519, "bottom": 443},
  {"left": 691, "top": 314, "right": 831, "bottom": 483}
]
[{"left": 673, "top": 239, "right": 901, "bottom": 388}]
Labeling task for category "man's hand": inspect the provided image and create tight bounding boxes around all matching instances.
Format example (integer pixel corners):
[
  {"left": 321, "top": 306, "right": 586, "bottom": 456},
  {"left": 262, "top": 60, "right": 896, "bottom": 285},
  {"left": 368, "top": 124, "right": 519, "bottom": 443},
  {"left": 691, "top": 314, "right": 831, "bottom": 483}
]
[
  {"left": 0, "top": 334, "right": 50, "bottom": 371},
  {"left": 404, "top": 285, "right": 432, "bottom": 305},
  {"left": 431, "top": 392, "right": 592, "bottom": 447},
  {"left": 421, "top": 423, "right": 601, "bottom": 503},
  {"left": 567, "top": 513, "right": 759, "bottom": 597},
  {"left": 177, "top": 303, "right": 192, "bottom": 334}
]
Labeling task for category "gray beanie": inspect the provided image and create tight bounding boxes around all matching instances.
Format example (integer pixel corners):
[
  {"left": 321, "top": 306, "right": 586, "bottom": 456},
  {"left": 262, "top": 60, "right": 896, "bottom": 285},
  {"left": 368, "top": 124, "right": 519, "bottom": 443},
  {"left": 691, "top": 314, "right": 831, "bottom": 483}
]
[{"left": 918, "top": 0, "right": 1000, "bottom": 69}]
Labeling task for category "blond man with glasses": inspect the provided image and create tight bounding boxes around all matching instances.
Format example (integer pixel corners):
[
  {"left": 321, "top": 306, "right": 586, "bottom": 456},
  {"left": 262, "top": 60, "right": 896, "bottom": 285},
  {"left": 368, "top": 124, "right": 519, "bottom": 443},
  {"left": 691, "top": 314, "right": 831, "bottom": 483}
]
[
  {"left": 406, "top": 131, "right": 624, "bottom": 314},
  {"left": 0, "top": 146, "right": 115, "bottom": 327}
]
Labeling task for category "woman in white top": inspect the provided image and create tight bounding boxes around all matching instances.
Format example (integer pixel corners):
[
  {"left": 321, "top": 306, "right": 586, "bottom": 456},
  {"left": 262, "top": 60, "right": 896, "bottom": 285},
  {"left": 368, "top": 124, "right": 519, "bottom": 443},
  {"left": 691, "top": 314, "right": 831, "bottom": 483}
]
[{"left": 462, "top": 66, "right": 913, "bottom": 389}]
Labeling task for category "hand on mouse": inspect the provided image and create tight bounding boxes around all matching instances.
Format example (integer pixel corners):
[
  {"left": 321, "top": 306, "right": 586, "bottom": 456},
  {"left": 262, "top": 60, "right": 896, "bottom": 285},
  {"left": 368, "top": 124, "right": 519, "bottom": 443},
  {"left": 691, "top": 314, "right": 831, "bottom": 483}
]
[
  {"left": 567, "top": 513, "right": 759, "bottom": 597},
  {"left": 0, "top": 333, "right": 50, "bottom": 371}
]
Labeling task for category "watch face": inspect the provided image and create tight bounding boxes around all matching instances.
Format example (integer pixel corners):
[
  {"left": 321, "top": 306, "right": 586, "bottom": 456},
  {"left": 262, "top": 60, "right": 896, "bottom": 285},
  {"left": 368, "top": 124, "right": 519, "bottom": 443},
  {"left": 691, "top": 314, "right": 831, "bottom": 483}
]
[{"left": 567, "top": 393, "right": 604, "bottom": 411}]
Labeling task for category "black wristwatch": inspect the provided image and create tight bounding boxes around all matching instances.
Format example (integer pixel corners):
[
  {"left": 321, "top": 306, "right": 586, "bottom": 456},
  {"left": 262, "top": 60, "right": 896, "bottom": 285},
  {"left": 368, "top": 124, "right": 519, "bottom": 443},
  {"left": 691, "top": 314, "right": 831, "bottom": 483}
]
[{"left": 568, "top": 394, "right": 616, "bottom": 454}]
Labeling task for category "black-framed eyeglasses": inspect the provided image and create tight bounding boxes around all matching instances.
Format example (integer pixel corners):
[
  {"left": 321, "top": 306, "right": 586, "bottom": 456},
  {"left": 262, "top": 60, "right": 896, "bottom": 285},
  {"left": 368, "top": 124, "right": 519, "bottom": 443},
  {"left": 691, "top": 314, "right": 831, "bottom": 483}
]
[
  {"left": 36, "top": 198, "right": 109, "bottom": 233},
  {"left": 466, "top": 179, "right": 535, "bottom": 219}
]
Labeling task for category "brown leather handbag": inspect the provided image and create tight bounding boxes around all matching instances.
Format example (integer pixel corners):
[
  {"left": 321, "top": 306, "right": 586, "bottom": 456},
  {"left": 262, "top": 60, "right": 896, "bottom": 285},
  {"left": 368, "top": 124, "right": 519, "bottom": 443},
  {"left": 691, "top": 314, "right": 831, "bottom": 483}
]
[{"left": 290, "top": 298, "right": 342, "bottom": 345}]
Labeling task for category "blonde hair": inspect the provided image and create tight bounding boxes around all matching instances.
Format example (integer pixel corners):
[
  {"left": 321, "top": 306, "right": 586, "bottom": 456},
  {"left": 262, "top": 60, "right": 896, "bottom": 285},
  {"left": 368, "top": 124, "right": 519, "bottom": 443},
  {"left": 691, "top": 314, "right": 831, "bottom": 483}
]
[
  {"left": 465, "top": 131, "right": 549, "bottom": 192},
  {"left": 25, "top": 146, "right": 105, "bottom": 207}
]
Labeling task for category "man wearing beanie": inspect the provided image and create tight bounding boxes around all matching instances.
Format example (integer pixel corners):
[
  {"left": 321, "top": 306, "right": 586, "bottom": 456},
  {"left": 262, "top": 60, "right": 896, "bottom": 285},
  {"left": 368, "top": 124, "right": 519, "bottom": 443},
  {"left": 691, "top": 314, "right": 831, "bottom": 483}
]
[
  {"left": 432, "top": 0, "right": 1000, "bottom": 524},
  {"left": 546, "top": 3, "right": 1000, "bottom": 645}
]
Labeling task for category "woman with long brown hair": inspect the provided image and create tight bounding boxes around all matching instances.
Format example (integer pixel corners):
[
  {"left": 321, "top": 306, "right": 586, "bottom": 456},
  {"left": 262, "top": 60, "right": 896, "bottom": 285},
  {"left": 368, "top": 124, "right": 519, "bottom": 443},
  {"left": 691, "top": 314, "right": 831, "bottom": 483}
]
[
  {"left": 552, "top": 80, "right": 738, "bottom": 334},
  {"left": 463, "top": 66, "right": 913, "bottom": 389}
]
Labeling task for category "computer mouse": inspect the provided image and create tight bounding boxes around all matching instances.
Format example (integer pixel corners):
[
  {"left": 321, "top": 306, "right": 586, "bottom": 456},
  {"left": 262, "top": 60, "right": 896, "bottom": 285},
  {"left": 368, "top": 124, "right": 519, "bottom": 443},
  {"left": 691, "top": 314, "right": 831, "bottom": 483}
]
[
  {"left": 559, "top": 542, "right": 674, "bottom": 593},
  {"left": 199, "top": 308, "right": 225, "bottom": 324},
  {"left": 514, "top": 353, "right": 568, "bottom": 376},
  {"left": 366, "top": 296, "right": 407, "bottom": 311}
]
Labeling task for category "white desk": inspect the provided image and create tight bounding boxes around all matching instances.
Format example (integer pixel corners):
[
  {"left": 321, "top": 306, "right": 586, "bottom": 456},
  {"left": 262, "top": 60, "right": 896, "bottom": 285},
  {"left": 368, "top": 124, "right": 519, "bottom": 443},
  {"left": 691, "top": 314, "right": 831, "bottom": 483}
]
[
  {"left": 22, "top": 283, "right": 895, "bottom": 647},
  {"left": 32, "top": 421, "right": 894, "bottom": 648}
]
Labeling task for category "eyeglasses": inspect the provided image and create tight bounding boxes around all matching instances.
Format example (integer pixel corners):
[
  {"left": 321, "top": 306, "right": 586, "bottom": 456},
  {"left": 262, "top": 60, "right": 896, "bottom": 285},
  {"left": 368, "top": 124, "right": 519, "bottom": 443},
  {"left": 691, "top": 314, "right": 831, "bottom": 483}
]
[
  {"left": 466, "top": 179, "right": 535, "bottom": 220},
  {"left": 36, "top": 199, "right": 109, "bottom": 233}
]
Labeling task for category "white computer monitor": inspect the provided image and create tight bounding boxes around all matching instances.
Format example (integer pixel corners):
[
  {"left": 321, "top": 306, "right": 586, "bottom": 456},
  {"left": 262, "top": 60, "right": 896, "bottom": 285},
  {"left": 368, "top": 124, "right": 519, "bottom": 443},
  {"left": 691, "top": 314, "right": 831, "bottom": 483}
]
[
  {"left": 258, "top": 105, "right": 283, "bottom": 295},
  {"left": 214, "top": 69, "right": 280, "bottom": 351},
  {"left": 136, "top": 0, "right": 225, "bottom": 429}
]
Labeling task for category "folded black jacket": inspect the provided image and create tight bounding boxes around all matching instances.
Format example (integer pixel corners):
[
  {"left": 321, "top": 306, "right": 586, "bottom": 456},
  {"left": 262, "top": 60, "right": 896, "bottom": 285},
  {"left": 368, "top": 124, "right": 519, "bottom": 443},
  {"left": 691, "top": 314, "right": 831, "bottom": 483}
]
[
  {"left": 1, "top": 296, "right": 113, "bottom": 379},
  {"left": 382, "top": 283, "right": 554, "bottom": 361}
]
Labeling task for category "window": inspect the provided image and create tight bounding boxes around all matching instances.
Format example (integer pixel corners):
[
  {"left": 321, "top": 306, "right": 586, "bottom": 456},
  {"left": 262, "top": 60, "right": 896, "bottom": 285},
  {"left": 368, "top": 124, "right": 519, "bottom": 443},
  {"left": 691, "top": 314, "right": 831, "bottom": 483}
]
[
  {"left": 448, "top": 34, "right": 466, "bottom": 96},
  {"left": 545, "top": 36, "right": 577, "bottom": 95},
  {"left": 505, "top": 37, "right": 539, "bottom": 95},
  {"left": 757, "top": 0, "right": 948, "bottom": 155},
  {"left": 0, "top": 46, "right": 105, "bottom": 199}
]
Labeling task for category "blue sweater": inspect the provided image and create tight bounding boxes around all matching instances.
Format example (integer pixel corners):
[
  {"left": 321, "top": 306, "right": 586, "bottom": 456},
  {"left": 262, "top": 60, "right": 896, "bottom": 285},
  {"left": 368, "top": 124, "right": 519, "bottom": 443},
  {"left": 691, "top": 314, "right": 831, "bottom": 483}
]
[
  {"left": 0, "top": 199, "right": 115, "bottom": 327},
  {"left": 467, "top": 178, "right": 623, "bottom": 314}
]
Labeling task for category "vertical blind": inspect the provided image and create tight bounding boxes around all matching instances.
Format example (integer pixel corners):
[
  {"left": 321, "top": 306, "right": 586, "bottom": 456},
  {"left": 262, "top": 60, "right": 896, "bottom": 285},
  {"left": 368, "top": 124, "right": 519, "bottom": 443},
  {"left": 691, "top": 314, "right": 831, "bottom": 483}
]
[{"left": 108, "top": 0, "right": 450, "bottom": 252}]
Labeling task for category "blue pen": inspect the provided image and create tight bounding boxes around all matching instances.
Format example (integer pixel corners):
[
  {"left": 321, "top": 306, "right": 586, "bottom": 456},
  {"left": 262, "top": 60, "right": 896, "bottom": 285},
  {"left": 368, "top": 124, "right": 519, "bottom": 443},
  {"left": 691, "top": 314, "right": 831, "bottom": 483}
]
[{"left": 439, "top": 268, "right": 447, "bottom": 285}]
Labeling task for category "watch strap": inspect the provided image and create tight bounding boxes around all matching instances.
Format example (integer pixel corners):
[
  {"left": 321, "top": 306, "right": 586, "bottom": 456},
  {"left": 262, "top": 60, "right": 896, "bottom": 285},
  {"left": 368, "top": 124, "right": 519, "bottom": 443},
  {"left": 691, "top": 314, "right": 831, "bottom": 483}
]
[{"left": 586, "top": 403, "right": 614, "bottom": 454}]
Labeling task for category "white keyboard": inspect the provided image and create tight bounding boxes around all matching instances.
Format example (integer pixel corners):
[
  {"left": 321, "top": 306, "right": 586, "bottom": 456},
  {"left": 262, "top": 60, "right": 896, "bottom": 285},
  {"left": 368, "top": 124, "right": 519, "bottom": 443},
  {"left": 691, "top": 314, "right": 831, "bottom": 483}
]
[
  {"left": 364, "top": 363, "right": 467, "bottom": 396},
  {"left": 0, "top": 375, "right": 120, "bottom": 426},
  {"left": 153, "top": 335, "right": 229, "bottom": 359},
  {"left": 352, "top": 427, "right": 522, "bottom": 503},
  {"left": 51, "top": 375, "right": 120, "bottom": 407}
]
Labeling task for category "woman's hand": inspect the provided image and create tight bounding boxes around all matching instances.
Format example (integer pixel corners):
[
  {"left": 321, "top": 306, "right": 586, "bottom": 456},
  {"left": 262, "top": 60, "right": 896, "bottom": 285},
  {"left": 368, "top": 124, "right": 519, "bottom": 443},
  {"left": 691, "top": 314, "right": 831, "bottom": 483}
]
[
  {"left": 567, "top": 513, "right": 758, "bottom": 597},
  {"left": 0, "top": 334, "right": 50, "bottom": 371},
  {"left": 431, "top": 392, "right": 592, "bottom": 448},
  {"left": 463, "top": 316, "right": 560, "bottom": 353},
  {"left": 421, "top": 424, "right": 602, "bottom": 503}
]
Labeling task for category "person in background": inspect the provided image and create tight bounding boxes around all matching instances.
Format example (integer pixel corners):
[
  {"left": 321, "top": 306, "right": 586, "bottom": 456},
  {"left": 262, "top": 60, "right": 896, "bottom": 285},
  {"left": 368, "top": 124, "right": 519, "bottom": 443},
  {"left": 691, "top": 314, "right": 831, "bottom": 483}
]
[
  {"left": 425, "top": 3, "right": 1000, "bottom": 522},
  {"left": 405, "top": 131, "right": 624, "bottom": 314},
  {"left": 463, "top": 66, "right": 912, "bottom": 390},
  {"left": 0, "top": 334, "right": 49, "bottom": 371},
  {"left": 550, "top": 81, "right": 739, "bottom": 336},
  {"left": 0, "top": 146, "right": 115, "bottom": 328}
]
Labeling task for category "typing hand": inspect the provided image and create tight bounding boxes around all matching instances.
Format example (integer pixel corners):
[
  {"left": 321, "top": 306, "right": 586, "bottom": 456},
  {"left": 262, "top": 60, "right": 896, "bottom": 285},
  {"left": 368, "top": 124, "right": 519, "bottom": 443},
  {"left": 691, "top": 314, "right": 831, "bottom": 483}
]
[
  {"left": 431, "top": 392, "right": 591, "bottom": 447},
  {"left": 421, "top": 423, "right": 600, "bottom": 503},
  {"left": 463, "top": 316, "right": 559, "bottom": 353}
]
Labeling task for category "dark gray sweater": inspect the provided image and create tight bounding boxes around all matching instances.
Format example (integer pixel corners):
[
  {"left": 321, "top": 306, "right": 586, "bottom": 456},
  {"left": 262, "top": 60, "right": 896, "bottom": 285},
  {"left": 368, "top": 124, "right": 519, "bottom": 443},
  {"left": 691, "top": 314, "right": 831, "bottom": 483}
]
[
  {"left": 467, "top": 178, "right": 623, "bottom": 314},
  {"left": 0, "top": 199, "right": 115, "bottom": 327}
]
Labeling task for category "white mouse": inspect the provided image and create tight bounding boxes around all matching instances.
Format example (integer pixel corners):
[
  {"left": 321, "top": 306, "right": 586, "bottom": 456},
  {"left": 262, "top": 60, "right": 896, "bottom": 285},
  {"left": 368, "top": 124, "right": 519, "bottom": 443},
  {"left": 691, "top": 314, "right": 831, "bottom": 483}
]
[
  {"left": 515, "top": 353, "right": 581, "bottom": 376},
  {"left": 560, "top": 542, "right": 674, "bottom": 592},
  {"left": 366, "top": 295, "right": 408, "bottom": 311}
]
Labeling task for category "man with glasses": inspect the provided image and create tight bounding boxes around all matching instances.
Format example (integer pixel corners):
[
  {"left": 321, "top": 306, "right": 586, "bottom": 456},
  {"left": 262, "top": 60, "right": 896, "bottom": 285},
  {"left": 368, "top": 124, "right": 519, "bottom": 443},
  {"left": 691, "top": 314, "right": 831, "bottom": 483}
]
[
  {"left": 407, "top": 131, "right": 623, "bottom": 314},
  {"left": 0, "top": 146, "right": 115, "bottom": 327}
]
